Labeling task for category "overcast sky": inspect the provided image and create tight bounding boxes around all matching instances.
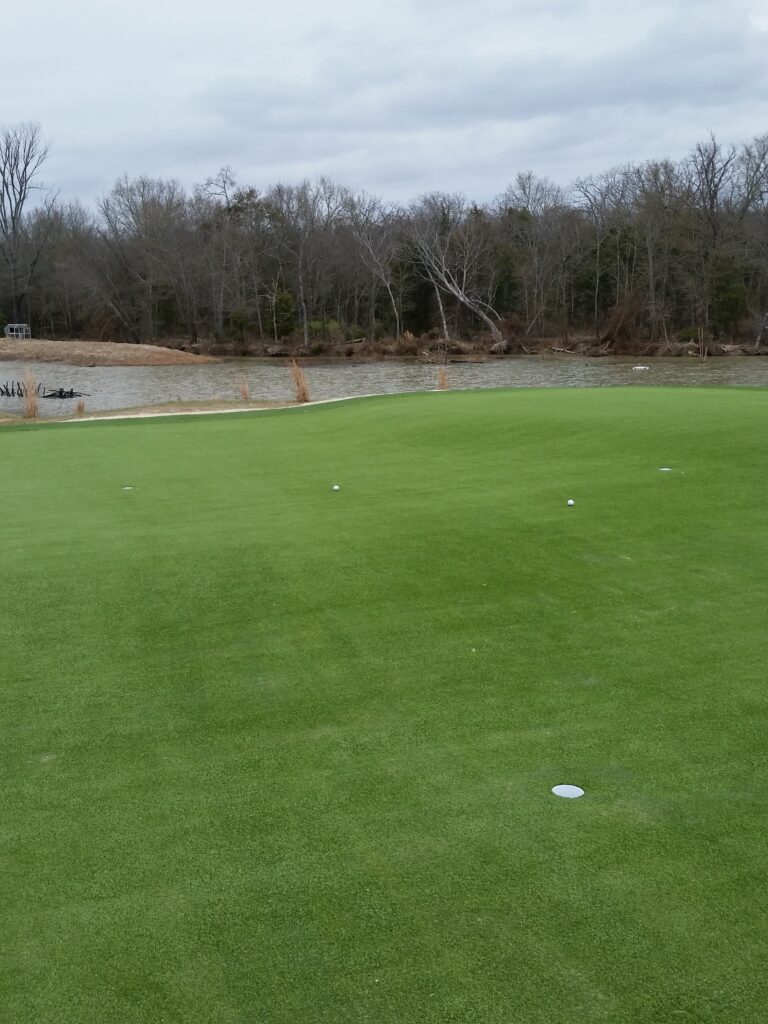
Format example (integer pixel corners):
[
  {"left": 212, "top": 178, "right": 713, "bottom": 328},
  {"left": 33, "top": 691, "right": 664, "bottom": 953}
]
[{"left": 2, "top": 0, "right": 767, "bottom": 203}]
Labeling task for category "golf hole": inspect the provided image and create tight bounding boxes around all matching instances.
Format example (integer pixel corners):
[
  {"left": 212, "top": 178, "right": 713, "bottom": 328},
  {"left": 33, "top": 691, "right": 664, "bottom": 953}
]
[{"left": 552, "top": 784, "right": 584, "bottom": 799}]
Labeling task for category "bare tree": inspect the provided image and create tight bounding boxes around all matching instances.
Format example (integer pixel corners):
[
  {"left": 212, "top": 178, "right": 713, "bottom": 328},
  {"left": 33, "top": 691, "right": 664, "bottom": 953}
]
[
  {"left": 680, "top": 134, "right": 768, "bottom": 336},
  {"left": 8, "top": 127, "right": 768, "bottom": 354},
  {"left": 95, "top": 176, "right": 193, "bottom": 341},
  {"left": 346, "top": 191, "right": 403, "bottom": 339},
  {"left": 406, "top": 193, "right": 503, "bottom": 344},
  {"left": 0, "top": 122, "right": 56, "bottom": 323},
  {"left": 264, "top": 178, "right": 348, "bottom": 347},
  {"left": 628, "top": 159, "right": 687, "bottom": 343},
  {"left": 497, "top": 172, "right": 569, "bottom": 337},
  {"left": 573, "top": 169, "right": 628, "bottom": 341}
]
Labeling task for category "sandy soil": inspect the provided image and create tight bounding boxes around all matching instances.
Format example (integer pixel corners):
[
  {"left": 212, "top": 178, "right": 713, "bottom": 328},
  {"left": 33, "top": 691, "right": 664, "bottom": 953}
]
[
  {"left": 78, "top": 399, "right": 293, "bottom": 419},
  {"left": 0, "top": 398, "right": 296, "bottom": 424},
  {"left": 0, "top": 395, "right": 382, "bottom": 426},
  {"left": 0, "top": 339, "right": 217, "bottom": 366}
]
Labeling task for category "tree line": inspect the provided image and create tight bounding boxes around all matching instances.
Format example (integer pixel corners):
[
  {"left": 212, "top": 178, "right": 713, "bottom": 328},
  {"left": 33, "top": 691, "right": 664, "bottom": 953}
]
[{"left": 2, "top": 122, "right": 768, "bottom": 355}]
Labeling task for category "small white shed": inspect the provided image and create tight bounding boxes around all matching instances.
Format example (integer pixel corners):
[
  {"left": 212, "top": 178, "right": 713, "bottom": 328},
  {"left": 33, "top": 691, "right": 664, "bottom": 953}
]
[{"left": 3, "top": 324, "right": 32, "bottom": 339}]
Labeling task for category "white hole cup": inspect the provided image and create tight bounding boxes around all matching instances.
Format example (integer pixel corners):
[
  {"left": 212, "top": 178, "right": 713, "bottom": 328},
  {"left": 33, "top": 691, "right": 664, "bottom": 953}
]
[{"left": 552, "top": 785, "right": 584, "bottom": 799}]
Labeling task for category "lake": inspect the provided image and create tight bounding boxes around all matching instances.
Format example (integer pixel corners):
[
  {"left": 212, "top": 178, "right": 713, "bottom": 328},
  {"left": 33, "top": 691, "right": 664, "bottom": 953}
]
[{"left": 1, "top": 355, "right": 767, "bottom": 419}]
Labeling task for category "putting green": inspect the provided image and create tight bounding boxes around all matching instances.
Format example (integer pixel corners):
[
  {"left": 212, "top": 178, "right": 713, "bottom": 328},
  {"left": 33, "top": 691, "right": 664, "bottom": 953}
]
[{"left": 2, "top": 388, "right": 767, "bottom": 1023}]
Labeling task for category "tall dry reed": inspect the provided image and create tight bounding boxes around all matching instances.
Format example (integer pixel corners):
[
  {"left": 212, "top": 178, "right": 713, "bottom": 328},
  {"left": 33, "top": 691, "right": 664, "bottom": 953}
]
[
  {"left": 22, "top": 370, "right": 39, "bottom": 419},
  {"left": 290, "top": 360, "right": 311, "bottom": 403},
  {"left": 235, "top": 374, "right": 250, "bottom": 401},
  {"left": 75, "top": 399, "right": 86, "bottom": 417},
  {"left": 437, "top": 366, "right": 450, "bottom": 390}
]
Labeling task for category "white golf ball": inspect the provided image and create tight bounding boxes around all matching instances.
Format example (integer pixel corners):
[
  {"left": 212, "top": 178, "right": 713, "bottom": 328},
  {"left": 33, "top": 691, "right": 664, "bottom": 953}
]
[
  {"left": 567, "top": 499, "right": 575, "bottom": 506},
  {"left": 332, "top": 484, "right": 340, "bottom": 491}
]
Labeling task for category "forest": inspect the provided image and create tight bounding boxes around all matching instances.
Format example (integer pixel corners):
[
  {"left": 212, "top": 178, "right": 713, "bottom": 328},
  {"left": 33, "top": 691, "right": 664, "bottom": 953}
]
[{"left": 2, "top": 123, "right": 768, "bottom": 356}]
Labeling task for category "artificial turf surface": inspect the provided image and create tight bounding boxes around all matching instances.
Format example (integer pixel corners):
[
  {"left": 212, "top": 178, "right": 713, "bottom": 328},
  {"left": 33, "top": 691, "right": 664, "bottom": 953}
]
[{"left": 2, "top": 387, "right": 767, "bottom": 1023}]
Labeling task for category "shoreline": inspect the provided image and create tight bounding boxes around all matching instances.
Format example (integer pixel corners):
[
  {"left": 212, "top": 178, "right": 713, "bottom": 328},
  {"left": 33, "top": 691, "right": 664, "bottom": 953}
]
[
  {"left": 1, "top": 338, "right": 766, "bottom": 368},
  {"left": 2, "top": 354, "right": 767, "bottom": 427},
  {"left": 0, "top": 393, "right": 388, "bottom": 426}
]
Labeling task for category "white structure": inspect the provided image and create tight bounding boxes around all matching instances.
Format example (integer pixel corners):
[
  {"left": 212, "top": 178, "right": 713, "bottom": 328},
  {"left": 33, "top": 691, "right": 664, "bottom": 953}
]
[{"left": 4, "top": 324, "right": 32, "bottom": 339}]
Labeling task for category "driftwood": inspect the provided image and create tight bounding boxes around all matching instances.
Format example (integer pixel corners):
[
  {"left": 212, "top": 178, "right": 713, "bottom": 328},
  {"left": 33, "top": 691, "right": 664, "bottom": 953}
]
[{"left": 41, "top": 388, "right": 90, "bottom": 399}]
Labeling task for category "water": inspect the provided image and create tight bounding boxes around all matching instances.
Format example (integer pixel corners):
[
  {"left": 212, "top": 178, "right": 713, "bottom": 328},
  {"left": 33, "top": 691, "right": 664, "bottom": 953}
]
[{"left": 1, "top": 355, "right": 767, "bottom": 419}]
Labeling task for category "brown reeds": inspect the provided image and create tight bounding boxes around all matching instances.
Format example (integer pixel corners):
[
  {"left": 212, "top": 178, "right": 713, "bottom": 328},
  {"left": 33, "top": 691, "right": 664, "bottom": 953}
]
[
  {"left": 22, "top": 370, "right": 39, "bottom": 419},
  {"left": 290, "top": 360, "right": 311, "bottom": 403},
  {"left": 437, "top": 366, "right": 450, "bottom": 390},
  {"left": 75, "top": 399, "right": 86, "bottom": 417},
  {"left": 235, "top": 374, "right": 250, "bottom": 401}
]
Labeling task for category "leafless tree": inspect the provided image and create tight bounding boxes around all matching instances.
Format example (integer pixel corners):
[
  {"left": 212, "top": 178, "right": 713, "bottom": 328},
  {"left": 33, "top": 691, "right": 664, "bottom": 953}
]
[
  {"left": 497, "top": 172, "right": 569, "bottom": 337},
  {"left": 264, "top": 178, "right": 348, "bottom": 347},
  {"left": 346, "top": 191, "right": 403, "bottom": 339},
  {"left": 574, "top": 169, "right": 631, "bottom": 341},
  {"left": 0, "top": 122, "right": 57, "bottom": 323},
  {"left": 405, "top": 193, "right": 503, "bottom": 344},
  {"left": 10, "top": 126, "right": 768, "bottom": 354}
]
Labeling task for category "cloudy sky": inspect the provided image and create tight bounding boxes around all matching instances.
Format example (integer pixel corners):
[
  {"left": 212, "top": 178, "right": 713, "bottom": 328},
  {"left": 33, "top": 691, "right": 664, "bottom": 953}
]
[{"left": 2, "top": 0, "right": 767, "bottom": 203}]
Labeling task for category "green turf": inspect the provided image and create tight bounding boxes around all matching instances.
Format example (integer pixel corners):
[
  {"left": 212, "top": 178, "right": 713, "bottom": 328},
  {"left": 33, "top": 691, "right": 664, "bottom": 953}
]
[{"left": 2, "top": 388, "right": 768, "bottom": 1023}]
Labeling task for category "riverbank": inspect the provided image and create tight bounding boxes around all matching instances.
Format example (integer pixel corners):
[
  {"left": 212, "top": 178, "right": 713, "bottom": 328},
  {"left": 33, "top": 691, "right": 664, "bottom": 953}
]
[
  {"left": 194, "top": 333, "right": 768, "bottom": 360},
  {"left": 5, "top": 336, "right": 766, "bottom": 366},
  {"left": 0, "top": 339, "right": 217, "bottom": 366}
]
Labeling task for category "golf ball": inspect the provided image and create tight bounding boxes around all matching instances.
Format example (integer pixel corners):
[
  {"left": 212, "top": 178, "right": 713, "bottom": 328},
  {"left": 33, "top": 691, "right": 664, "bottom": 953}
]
[
  {"left": 567, "top": 499, "right": 575, "bottom": 506},
  {"left": 332, "top": 484, "right": 340, "bottom": 491}
]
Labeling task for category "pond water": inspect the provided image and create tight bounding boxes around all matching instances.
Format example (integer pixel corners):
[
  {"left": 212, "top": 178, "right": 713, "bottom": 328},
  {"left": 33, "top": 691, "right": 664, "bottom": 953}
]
[{"left": 1, "top": 355, "right": 767, "bottom": 419}]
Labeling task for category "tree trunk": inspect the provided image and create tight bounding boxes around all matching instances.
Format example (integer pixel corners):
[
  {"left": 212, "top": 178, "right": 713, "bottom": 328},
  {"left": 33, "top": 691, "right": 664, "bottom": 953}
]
[
  {"left": 471, "top": 304, "right": 503, "bottom": 344},
  {"left": 433, "top": 280, "right": 450, "bottom": 341},
  {"left": 298, "top": 270, "right": 309, "bottom": 348},
  {"left": 252, "top": 273, "right": 263, "bottom": 337},
  {"left": 594, "top": 233, "right": 601, "bottom": 342},
  {"left": 369, "top": 277, "right": 377, "bottom": 342},
  {"left": 384, "top": 280, "right": 401, "bottom": 339}
]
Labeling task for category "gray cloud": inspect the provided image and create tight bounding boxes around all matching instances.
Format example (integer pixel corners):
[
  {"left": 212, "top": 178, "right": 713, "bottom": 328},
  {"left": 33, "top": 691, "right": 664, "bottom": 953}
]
[{"left": 2, "top": 0, "right": 765, "bottom": 203}]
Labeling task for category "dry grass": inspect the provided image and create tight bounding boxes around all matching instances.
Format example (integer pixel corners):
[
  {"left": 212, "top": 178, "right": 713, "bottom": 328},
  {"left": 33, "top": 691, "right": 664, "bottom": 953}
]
[
  {"left": 290, "top": 360, "right": 311, "bottom": 403},
  {"left": 22, "top": 370, "right": 39, "bottom": 419},
  {"left": 437, "top": 366, "right": 451, "bottom": 390},
  {"left": 75, "top": 400, "right": 86, "bottom": 417},
  {"left": 235, "top": 374, "right": 250, "bottom": 401},
  {"left": 0, "top": 339, "right": 216, "bottom": 367}
]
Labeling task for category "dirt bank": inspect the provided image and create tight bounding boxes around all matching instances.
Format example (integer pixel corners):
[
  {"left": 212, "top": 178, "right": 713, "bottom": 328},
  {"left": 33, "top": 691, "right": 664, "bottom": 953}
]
[{"left": 0, "top": 339, "right": 217, "bottom": 366}]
